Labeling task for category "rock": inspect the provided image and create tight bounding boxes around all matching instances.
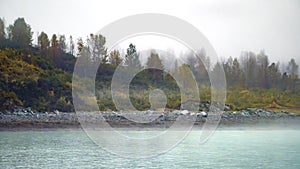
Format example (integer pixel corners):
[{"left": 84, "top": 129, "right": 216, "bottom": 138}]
[
  {"left": 0, "top": 107, "right": 299, "bottom": 128},
  {"left": 241, "top": 111, "right": 248, "bottom": 116},
  {"left": 200, "top": 111, "right": 208, "bottom": 118},
  {"left": 54, "top": 110, "right": 60, "bottom": 115},
  {"left": 180, "top": 110, "right": 189, "bottom": 115},
  {"left": 224, "top": 104, "right": 233, "bottom": 111}
]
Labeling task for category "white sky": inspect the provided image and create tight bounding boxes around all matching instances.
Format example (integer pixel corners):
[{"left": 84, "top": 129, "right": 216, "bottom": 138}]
[{"left": 1, "top": 0, "right": 300, "bottom": 65}]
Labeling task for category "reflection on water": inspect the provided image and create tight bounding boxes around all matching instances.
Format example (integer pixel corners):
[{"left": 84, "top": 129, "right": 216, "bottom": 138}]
[{"left": 0, "top": 128, "right": 300, "bottom": 168}]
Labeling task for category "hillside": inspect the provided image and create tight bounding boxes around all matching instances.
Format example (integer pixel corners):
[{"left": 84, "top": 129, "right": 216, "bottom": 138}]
[
  {"left": 1, "top": 47, "right": 299, "bottom": 113},
  {"left": 0, "top": 17, "right": 299, "bottom": 113},
  {"left": 0, "top": 48, "right": 73, "bottom": 111}
]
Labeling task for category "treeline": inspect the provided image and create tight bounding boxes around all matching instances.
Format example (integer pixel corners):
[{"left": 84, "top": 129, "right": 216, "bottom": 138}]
[
  {"left": 223, "top": 51, "right": 298, "bottom": 91},
  {"left": 0, "top": 17, "right": 299, "bottom": 112}
]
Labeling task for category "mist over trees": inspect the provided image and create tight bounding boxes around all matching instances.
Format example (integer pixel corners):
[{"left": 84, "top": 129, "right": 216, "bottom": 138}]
[
  {"left": 220, "top": 51, "right": 299, "bottom": 91},
  {"left": 9, "top": 18, "right": 33, "bottom": 48},
  {"left": 124, "top": 43, "right": 141, "bottom": 69},
  {"left": 38, "top": 31, "right": 50, "bottom": 51},
  {"left": 0, "top": 17, "right": 299, "bottom": 111}
]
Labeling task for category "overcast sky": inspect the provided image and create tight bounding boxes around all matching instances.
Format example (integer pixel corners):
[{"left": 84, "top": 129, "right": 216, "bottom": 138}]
[{"left": 1, "top": 0, "right": 300, "bottom": 65}]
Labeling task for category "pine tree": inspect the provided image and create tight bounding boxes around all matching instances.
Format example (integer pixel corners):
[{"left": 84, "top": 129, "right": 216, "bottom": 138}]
[{"left": 124, "top": 43, "right": 141, "bottom": 69}]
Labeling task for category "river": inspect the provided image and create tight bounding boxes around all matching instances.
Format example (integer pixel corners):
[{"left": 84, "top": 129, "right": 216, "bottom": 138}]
[{"left": 1, "top": 129, "right": 300, "bottom": 168}]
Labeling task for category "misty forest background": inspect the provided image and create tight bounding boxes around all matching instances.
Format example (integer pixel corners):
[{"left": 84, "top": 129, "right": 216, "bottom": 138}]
[{"left": 0, "top": 18, "right": 299, "bottom": 112}]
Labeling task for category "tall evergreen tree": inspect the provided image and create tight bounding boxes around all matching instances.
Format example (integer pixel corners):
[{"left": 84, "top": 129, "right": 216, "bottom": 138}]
[
  {"left": 240, "top": 51, "right": 258, "bottom": 88},
  {"left": 8, "top": 18, "right": 33, "bottom": 48},
  {"left": 77, "top": 37, "right": 84, "bottom": 55},
  {"left": 109, "top": 49, "right": 122, "bottom": 65},
  {"left": 58, "top": 35, "right": 66, "bottom": 52},
  {"left": 287, "top": 58, "right": 299, "bottom": 91},
  {"left": 268, "top": 62, "right": 281, "bottom": 88},
  {"left": 124, "top": 43, "right": 141, "bottom": 69},
  {"left": 287, "top": 58, "right": 299, "bottom": 76},
  {"left": 37, "top": 31, "right": 50, "bottom": 50},
  {"left": 0, "top": 18, "right": 6, "bottom": 48},
  {"left": 86, "top": 34, "right": 108, "bottom": 63},
  {"left": 257, "top": 51, "right": 269, "bottom": 88},
  {"left": 146, "top": 52, "right": 164, "bottom": 69},
  {"left": 51, "top": 34, "right": 58, "bottom": 48},
  {"left": 0, "top": 18, "right": 5, "bottom": 40},
  {"left": 173, "top": 59, "right": 179, "bottom": 78},
  {"left": 69, "top": 35, "right": 75, "bottom": 55}
]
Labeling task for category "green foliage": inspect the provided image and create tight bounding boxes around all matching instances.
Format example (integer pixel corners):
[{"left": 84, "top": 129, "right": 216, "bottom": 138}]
[
  {"left": 0, "top": 18, "right": 5, "bottom": 40},
  {"left": 124, "top": 43, "right": 141, "bottom": 69},
  {"left": 0, "top": 48, "right": 73, "bottom": 112},
  {"left": 87, "top": 34, "right": 108, "bottom": 63},
  {"left": 8, "top": 18, "right": 33, "bottom": 48},
  {"left": 146, "top": 52, "right": 164, "bottom": 69},
  {"left": 128, "top": 69, "right": 181, "bottom": 110},
  {"left": 223, "top": 51, "right": 299, "bottom": 91},
  {"left": 0, "top": 90, "right": 23, "bottom": 110},
  {"left": 0, "top": 17, "right": 299, "bottom": 113},
  {"left": 1, "top": 46, "right": 299, "bottom": 112},
  {"left": 38, "top": 32, "right": 50, "bottom": 50},
  {"left": 226, "top": 87, "right": 300, "bottom": 110},
  {"left": 54, "top": 96, "right": 73, "bottom": 112},
  {"left": 109, "top": 50, "right": 122, "bottom": 65}
]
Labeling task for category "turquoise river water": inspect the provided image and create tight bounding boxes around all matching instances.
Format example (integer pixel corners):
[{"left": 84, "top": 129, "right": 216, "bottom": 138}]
[{"left": 1, "top": 128, "right": 300, "bottom": 168}]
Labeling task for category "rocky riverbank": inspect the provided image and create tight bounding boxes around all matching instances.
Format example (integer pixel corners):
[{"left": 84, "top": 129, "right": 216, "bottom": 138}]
[{"left": 0, "top": 107, "right": 299, "bottom": 130}]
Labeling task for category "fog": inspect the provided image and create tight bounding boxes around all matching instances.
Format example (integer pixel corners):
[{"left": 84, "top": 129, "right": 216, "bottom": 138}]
[{"left": 1, "top": 0, "right": 300, "bottom": 71}]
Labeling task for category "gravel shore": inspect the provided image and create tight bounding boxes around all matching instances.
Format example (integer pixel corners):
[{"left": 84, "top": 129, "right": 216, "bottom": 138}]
[{"left": 0, "top": 107, "right": 299, "bottom": 130}]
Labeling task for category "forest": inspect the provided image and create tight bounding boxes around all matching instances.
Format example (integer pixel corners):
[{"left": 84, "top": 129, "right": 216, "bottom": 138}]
[{"left": 0, "top": 17, "right": 299, "bottom": 112}]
